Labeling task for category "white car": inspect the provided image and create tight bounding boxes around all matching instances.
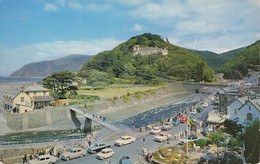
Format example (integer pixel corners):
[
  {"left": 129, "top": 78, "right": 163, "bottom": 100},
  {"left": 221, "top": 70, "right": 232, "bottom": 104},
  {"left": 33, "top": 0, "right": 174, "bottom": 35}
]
[
  {"left": 96, "top": 148, "right": 114, "bottom": 160},
  {"left": 28, "top": 155, "right": 56, "bottom": 164},
  {"left": 154, "top": 132, "right": 172, "bottom": 142},
  {"left": 161, "top": 122, "right": 173, "bottom": 131},
  {"left": 203, "top": 102, "right": 208, "bottom": 108},
  {"left": 61, "top": 147, "right": 87, "bottom": 161},
  {"left": 115, "top": 136, "right": 136, "bottom": 146},
  {"left": 150, "top": 127, "right": 161, "bottom": 134}
]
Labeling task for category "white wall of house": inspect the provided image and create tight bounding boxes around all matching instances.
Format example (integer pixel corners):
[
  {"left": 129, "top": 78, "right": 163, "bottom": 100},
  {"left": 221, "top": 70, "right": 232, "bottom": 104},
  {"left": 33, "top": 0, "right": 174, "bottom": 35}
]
[
  {"left": 228, "top": 100, "right": 260, "bottom": 124},
  {"left": 227, "top": 99, "right": 243, "bottom": 120}
]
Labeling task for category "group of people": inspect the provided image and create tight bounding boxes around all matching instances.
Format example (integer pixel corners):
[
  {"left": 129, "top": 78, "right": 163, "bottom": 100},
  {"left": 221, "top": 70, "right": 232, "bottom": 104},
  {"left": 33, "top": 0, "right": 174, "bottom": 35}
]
[
  {"left": 92, "top": 113, "right": 107, "bottom": 122},
  {"left": 142, "top": 146, "right": 154, "bottom": 162}
]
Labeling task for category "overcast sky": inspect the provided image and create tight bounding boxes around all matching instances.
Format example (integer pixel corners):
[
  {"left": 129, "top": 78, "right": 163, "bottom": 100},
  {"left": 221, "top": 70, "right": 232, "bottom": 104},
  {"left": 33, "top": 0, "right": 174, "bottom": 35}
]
[{"left": 0, "top": 0, "right": 259, "bottom": 76}]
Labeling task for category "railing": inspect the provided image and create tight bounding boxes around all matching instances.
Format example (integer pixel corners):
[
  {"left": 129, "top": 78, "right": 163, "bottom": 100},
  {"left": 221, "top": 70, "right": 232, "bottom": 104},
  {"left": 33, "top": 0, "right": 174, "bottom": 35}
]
[{"left": 0, "top": 134, "right": 86, "bottom": 145}]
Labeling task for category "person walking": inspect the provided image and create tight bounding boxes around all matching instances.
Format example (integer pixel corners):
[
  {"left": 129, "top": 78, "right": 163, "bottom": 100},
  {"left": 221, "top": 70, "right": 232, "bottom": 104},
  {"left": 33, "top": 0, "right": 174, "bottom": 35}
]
[
  {"left": 143, "top": 138, "right": 146, "bottom": 146},
  {"left": 22, "top": 154, "right": 27, "bottom": 163},
  {"left": 57, "top": 148, "right": 61, "bottom": 158},
  {"left": 88, "top": 140, "right": 91, "bottom": 147}
]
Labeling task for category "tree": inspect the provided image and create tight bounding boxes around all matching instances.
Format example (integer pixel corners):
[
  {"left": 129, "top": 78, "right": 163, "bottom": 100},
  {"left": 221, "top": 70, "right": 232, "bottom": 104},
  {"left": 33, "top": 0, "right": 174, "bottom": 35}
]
[
  {"left": 87, "top": 69, "right": 110, "bottom": 88},
  {"left": 196, "top": 139, "right": 207, "bottom": 147},
  {"left": 208, "top": 131, "right": 226, "bottom": 147},
  {"left": 244, "top": 119, "right": 259, "bottom": 163},
  {"left": 223, "top": 120, "right": 243, "bottom": 138},
  {"left": 42, "top": 70, "right": 77, "bottom": 99}
]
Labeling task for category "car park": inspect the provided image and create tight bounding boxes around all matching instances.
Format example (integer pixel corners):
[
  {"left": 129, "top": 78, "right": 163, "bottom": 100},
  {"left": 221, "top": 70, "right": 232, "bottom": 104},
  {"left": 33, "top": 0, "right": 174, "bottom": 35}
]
[
  {"left": 161, "top": 122, "right": 173, "bottom": 131},
  {"left": 115, "top": 136, "right": 136, "bottom": 146},
  {"left": 150, "top": 127, "right": 161, "bottom": 134},
  {"left": 179, "top": 116, "right": 187, "bottom": 123},
  {"left": 28, "top": 155, "right": 56, "bottom": 164},
  {"left": 154, "top": 132, "right": 172, "bottom": 142},
  {"left": 87, "top": 142, "right": 111, "bottom": 154},
  {"left": 120, "top": 153, "right": 132, "bottom": 164},
  {"left": 96, "top": 148, "right": 114, "bottom": 160},
  {"left": 61, "top": 147, "right": 87, "bottom": 161}
]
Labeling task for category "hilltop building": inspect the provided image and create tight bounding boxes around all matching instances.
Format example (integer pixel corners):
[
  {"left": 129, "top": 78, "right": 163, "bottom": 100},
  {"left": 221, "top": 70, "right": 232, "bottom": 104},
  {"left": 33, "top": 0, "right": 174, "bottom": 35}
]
[
  {"left": 132, "top": 45, "right": 168, "bottom": 56},
  {"left": 3, "top": 86, "right": 54, "bottom": 114}
]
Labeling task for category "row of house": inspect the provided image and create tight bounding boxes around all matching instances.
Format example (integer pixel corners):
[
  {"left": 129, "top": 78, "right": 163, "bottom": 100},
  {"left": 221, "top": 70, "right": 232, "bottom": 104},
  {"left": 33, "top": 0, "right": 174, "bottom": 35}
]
[{"left": 2, "top": 85, "right": 54, "bottom": 114}]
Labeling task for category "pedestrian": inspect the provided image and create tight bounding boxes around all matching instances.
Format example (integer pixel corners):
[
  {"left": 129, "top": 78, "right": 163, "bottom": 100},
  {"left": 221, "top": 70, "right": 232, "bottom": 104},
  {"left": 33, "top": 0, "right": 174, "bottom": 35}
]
[
  {"left": 30, "top": 149, "right": 34, "bottom": 160},
  {"left": 92, "top": 113, "right": 95, "bottom": 118},
  {"left": 63, "top": 146, "right": 66, "bottom": 153},
  {"left": 143, "top": 138, "right": 146, "bottom": 146},
  {"left": 57, "top": 148, "right": 61, "bottom": 158},
  {"left": 53, "top": 146, "right": 57, "bottom": 156},
  {"left": 0, "top": 157, "right": 4, "bottom": 163},
  {"left": 42, "top": 147, "right": 45, "bottom": 155},
  {"left": 88, "top": 140, "right": 91, "bottom": 147},
  {"left": 142, "top": 146, "right": 147, "bottom": 156},
  {"left": 22, "top": 154, "right": 27, "bottom": 163}
]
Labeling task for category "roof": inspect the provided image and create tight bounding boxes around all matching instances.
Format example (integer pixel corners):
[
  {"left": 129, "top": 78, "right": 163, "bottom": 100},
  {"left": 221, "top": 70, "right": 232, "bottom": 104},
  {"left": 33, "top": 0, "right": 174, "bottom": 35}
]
[
  {"left": 250, "top": 99, "right": 260, "bottom": 111},
  {"left": 33, "top": 95, "right": 54, "bottom": 102},
  {"left": 24, "top": 86, "right": 49, "bottom": 92},
  {"left": 237, "top": 97, "right": 247, "bottom": 105},
  {"left": 4, "top": 90, "right": 20, "bottom": 99},
  {"left": 159, "top": 132, "right": 168, "bottom": 135},
  {"left": 223, "top": 87, "right": 238, "bottom": 93}
]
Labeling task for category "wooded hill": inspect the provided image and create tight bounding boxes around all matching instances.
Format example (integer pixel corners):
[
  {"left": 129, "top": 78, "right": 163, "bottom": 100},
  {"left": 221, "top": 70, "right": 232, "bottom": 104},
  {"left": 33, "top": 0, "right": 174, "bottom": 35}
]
[
  {"left": 79, "top": 33, "right": 215, "bottom": 82},
  {"left": 217, "top": 40, "right": 260, "bottom": 79}
]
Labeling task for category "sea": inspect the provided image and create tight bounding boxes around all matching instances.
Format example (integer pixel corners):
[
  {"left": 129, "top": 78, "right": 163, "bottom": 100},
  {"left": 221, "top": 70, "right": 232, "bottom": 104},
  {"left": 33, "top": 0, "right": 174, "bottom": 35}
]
[{"left": 0, "top": 77, "right": 43, "bottom": 84}]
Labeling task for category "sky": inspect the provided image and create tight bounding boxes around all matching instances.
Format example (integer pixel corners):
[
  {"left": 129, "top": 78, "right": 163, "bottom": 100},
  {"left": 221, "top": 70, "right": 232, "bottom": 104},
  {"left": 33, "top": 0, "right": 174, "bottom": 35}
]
[{"left": 0, "top": 0, "right": 259, "bottom": 76}]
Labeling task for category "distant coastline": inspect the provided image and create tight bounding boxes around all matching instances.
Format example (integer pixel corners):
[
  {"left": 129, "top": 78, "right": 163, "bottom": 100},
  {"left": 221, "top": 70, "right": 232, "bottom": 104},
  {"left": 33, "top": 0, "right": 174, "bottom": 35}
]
[{"left": 0, "top": 76, "right": 43, "bottom": 84}]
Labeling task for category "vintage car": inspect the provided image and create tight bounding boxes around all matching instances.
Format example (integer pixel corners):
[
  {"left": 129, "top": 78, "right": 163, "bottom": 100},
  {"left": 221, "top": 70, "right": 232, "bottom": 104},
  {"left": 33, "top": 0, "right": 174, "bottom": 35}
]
[
  {"left": 120, "top": 153, "right": 132, "bottom": 164},
  {"left": 87, "top": 142, "right": 111, "bottom": 154},
  {"left": 61, "top": 147, "right": 87, "bottom": 161},
  {"left": 28, "top": 155, "right": 56, "bottom": 164},
  {"left": 150, "top": 127, "right": 161, "bottom": 134},
  {"left": 188, "top": 135, "right": 198, "bottom": 140},
  {"left": 96, "top": 148, "right": 114, "bottom": 160},
  {"left": 161, "top": 122, "right": 173, "bottom": 131},
  {"left": 115, "top": 136, "right": 136, "bottom": 146},
  {"left": 173, "top": 119, "right": 180, "bottom": 126},
  {"left": 154, "top": 132, "right": 172, "bottom": 142},
  {"left": 179, "top": 116, "right": 187, "bottom": 123}
]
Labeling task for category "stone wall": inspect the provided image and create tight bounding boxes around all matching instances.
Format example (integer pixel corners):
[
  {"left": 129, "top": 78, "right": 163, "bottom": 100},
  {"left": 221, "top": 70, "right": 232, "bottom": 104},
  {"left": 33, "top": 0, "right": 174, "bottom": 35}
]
[{"left": 6, "top": 107, "right": 71, "bottom": 131}]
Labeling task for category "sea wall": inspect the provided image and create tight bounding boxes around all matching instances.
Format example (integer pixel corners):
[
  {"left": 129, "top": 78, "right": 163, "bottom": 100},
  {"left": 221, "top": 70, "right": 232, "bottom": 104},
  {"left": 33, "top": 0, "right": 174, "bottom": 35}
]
[{"left": 6, "top": 107, "right": 71, "bottom": 131}]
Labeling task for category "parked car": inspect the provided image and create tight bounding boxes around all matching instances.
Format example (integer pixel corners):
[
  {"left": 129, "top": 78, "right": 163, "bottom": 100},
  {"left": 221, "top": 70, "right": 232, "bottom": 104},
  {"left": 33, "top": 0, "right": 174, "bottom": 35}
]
[
  {"left": 203, "top": 102, "right": 208, "bottom": 108},
  {"left": 96, "top": 148, "right": 114, "bottom": 160},
  {"left": 115, "top": 136, "right": 136, "bottom": 146},
  {"left": 87, "top": 142, "right": 111, "bottom": 154},
  {"left": 120, "top": 153, "right": 132, "bottom": 164},
  {"left": 220, "top": 152, "right": 243, "bottom": 164},
  {"left": 61, "top": 147, "right": 87, "bottom": 161},
  {"left": 179, "top": 116, "right": 187, "bottom": 123},
  {"left": 161, "top": 122, "right": 173, "bottom": 131},
  {"left": 198, "top": 155, "right": 219, "bottom": 164},
  {"left": 173, "top": 120, "right": 180, "bottom": 126},
  {"left": 179, "top": 139, "right": 189, "bottom": 145},
  {"left": 188, "top": 135, "right": 198, "bottom": 140},
  {"left": 28, "top": 155, "right": 56, "bottom": 164},
  {"left": 150, "top": 127, "right": 161, "bottom": 134},
  {"left": 154, "top": 132, "right": 172, "bottom": 142}
]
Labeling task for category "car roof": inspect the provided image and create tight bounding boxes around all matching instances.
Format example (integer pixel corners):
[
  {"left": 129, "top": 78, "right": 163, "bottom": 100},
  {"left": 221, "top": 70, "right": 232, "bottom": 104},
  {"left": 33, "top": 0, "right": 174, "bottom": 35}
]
[
  {"left": 122, "top": 135, "right": 131, "bottom": 138},
  {"left": 159, "top": 132, "right": 168, "bottom": 135},
  {"left": 95, "top": 142, "right": 105, "bottom": 145},
  {"left": 102, "top": 148, "right": 112, "bottom": 151},
  {"left": 70, "top": 147, "right": 81, "bottom": 150},
  {"left": 123, "top": 153, "right": 131, "bottom": 157},
  {"left": 38, "top": 155, "right": 51, "bottom": 158}
]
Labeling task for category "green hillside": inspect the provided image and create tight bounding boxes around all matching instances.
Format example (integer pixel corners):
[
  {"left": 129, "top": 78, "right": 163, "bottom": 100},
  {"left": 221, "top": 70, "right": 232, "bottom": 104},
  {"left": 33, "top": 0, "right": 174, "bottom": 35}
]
[
  {"left": 217, "top": 40, "right": 260, "bottom": 79},
  {"left": 187, "top": 47, "right": 245, "bottom": 70},
  {"left": 80, "top": 33, "right": 215, "bottom": 82}
]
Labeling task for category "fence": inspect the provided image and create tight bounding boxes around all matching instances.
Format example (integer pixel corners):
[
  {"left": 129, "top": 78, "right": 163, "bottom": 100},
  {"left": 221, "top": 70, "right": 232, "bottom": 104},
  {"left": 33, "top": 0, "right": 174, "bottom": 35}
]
[{"left": 0, "top": 134, "right": 86, "bottom": 145}]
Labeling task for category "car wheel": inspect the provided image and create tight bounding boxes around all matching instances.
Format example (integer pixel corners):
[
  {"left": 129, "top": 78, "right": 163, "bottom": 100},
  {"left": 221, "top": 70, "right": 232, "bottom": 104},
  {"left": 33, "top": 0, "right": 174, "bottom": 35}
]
[
  {"left": 80, "top": 154, "right": 83, "bottom": 158},
  {"left": 66, "top": 157, "right": 70, "bottom": 161},
  {"left": 93, "top": 150, "right": 96, "bottom": 153}
]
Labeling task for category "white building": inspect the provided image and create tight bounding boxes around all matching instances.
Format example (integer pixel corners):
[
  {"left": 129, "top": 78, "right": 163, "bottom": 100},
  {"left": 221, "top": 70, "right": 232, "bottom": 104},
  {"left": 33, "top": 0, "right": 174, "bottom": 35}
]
[{"left": 227, "top": 97, "right": 260, "bottom": 125}]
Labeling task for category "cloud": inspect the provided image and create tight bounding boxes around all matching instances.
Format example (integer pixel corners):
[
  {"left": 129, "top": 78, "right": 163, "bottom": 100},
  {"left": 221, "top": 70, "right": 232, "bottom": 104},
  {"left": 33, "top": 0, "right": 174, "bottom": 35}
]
[
  {"left": 0, "top": 39, "right": 123, "bottom": 76},
  {"left": 133, "top": 24, "right": 142, "bottom": 31},
  {"left": 43, "top": 3, "right": 57, "bottom": 11},
  {"left": 68, "top": 1, "right": 84, "bottom": 10},
  {"left": 256, "top": 33, "right": 260, "bottom": 39},
  {"left": 85, "top": 3, "right": 113, "bottom": 12}
]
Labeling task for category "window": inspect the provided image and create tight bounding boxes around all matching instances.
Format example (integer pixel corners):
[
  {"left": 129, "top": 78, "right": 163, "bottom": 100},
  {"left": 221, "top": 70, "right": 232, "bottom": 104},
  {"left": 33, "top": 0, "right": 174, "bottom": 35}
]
[
  {"left": 43, "top": 91, "right": 46, "bottom": 95},
  {"left": 21, "top": 97, "right": 24, "bottom": 102},
  {"left": 247, "top": 113, "right": 253, "bottom": 121}
]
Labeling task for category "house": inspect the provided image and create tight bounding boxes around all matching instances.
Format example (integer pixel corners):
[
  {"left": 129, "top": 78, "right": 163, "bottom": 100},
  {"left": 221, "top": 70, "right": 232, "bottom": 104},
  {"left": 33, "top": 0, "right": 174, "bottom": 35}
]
[
  {"left": 3, "top": 86, "right": 54, "bottom": 114},
  {"left": 227, "top": 97, "right": 260, "bottom": 125}
]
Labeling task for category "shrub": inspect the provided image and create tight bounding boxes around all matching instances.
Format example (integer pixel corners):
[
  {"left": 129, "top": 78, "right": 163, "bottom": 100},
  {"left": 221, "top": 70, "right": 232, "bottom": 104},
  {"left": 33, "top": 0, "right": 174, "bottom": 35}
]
[
  {"left": 196, "top": 108, "right": 202, "bottom": 113},
  {"left": 68, "top": 90, "right": 78, "bottom": 99},
  {"left": 196, "top": 139, "right": 208, "bottom": 147},
  {"left": 135, "top": 93, "right": 142, "bottom": 99},
  {"left": 127, "top": 92, "right": 131, "bottom": 96},
  {"left": 113, "top": 96, "right": 118, "bottom": 100},
  {"left": 122, "top": 96, "right": 130, "bottom": 103}
]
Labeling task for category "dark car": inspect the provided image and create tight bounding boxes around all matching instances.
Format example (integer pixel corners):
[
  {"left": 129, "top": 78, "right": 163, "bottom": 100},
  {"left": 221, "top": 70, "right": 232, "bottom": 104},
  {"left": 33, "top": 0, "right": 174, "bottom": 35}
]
[
  {"left": 87, "top": 142, "right": 111, "bottom": 154},
  {"left": 188, "top": 135, "right": 198, "bottom": 140},
  {"left": 220, "top": 152, "right": 243, "bottom": 164},
  {"left": 198, "top": 155, "right": 219, "bottom": 164}
]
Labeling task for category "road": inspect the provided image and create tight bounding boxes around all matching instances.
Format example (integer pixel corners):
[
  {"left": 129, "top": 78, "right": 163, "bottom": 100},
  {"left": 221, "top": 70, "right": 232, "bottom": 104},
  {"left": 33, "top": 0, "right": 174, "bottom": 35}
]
[{"left": 56, "top": 103, "right": 213, "bottom": 164}]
